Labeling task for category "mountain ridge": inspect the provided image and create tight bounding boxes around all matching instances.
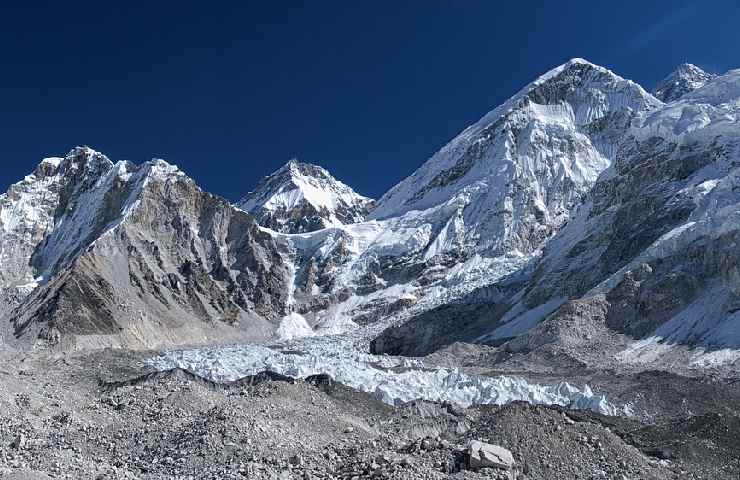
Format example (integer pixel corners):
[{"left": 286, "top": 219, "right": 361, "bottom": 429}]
[
  {"left": 373, "top": 64, "right": 740, "bottom": 372},
  {"left": 2, "top": 59, "right": 740, "bottom": 372},
  {"left": 2, "top": 147, "right": 293, "bottom": 350}
]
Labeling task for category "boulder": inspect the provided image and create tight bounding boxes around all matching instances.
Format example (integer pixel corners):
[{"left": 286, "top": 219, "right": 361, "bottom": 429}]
[
  {"left": 467, "top": 440, "right": 515, "bottom": 470},
  {"left": 10, "top": 433, "right": 26, "bottom": 449}
]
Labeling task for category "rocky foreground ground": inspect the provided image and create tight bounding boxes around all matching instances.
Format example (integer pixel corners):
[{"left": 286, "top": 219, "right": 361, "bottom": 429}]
[{"left": 1, "top": 347, "right": 740, "bottom": 480}]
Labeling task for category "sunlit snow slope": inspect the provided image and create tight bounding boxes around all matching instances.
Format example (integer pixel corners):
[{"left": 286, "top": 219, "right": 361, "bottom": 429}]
[
  {"left": 237, "top": 159, "right": 373, "bottom": 234},
  {"left": 255, "top": 59, "right": 661, "bottom": 338}
]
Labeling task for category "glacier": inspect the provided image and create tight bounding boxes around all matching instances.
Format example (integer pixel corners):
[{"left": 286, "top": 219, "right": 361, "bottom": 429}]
[{"left": 146, "top": 340, "right": 630, "bottom": 416}]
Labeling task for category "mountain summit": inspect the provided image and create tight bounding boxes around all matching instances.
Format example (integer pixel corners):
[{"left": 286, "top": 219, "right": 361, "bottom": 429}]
[
  {"left": 236, "top": 159, "right": 373, "bottom": 234},
  {"left": 369, "top": 58, "right": 659, "bottom": 255},
  {"left": 1, "top": 147, "right": 292, "bottom": 349},
  {"left": 653, "top": 63, "right": 715, "bottom": 102}
]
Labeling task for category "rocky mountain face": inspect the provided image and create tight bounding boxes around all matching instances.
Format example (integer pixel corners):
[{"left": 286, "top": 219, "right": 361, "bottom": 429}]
[
  {"left": 1, "top": 147, "right": 291, "bottom": 350},
  {"left": 0, "top": 156, "right": 75, "bottom": 316},
  {"left": 498, "top": 68, "right": 740, "bottom": 369},
  {"left": 652, "top": 63, "right": 715, "bottom": 102},
  {"left": 236, "top": 159, "right": 373, "bottom": 234},
  {"left": 3, "top": 59, "right": 740, "bottom": 370},
  {"left": 373, "top": 66, "right": 740, "bottom": 372}
]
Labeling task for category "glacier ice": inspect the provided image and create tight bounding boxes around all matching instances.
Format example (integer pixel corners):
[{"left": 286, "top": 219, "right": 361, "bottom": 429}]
[{"left": 146, "top": 341, "right": 630, "bottom": 416}]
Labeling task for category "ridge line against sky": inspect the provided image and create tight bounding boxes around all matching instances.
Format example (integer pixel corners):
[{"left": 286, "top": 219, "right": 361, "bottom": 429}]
[{"left": 1, "top": 0, "right": 739, "bottom": 201}]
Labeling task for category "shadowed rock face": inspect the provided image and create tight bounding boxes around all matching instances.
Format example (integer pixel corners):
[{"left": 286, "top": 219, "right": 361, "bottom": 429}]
[
  {"left": 3, "top": 147, "right": 291, "bottom": 350},
  {"left": 370, "top": 303, "right": 506, "bottom": 357},
  {"left": 524, "top": 138, "right": 725, "bottom": 309},
  {"left": 370, "top": 279, "right": 524, "bottom": 357}
]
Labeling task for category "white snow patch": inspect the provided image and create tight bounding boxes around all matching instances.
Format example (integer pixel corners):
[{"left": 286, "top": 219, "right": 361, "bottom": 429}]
[
  {"left": 276, "top": 312, "right": 315, "bottom": 340},
  {"left": 41, "top": 157, "right": 63, "bottom": 168}
]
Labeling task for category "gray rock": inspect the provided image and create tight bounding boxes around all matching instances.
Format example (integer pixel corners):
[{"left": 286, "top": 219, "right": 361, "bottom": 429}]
[
  {"left": 3, "top": 147, "right": 293, "bottom": 351},
  {"left": 10, "top": 433, "right": 26, "bottom": 449},
  {"left": 467, "top": 440, "right": 515, "bottom": 471}
]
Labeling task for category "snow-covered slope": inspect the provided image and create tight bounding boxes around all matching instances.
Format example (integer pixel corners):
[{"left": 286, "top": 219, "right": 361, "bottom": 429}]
[
  {"left": 0, "top": 158, "right": 62, "bottom": 306},
  {"left": 266, "top": 59, "right": 661, "bottom": 336},
  {"left": 381, "top": 66, "right": 740, "bottom": 369},
  {"left": 653, "top": 63, "right": 715, "bottom": 103},
  {"left": 237, "top": 159, "right": 373, "bottom": 234},
  {"left": 0, "top": 148, "right": 111, "bottom": 318},
  {"left": 370, "top": 58, "right": 660, "bottom": 256}
]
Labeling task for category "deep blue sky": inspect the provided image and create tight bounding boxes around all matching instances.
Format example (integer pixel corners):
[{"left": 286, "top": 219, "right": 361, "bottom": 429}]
[{"left": 2, "top": 1, "right": 739, "bottom": 200}]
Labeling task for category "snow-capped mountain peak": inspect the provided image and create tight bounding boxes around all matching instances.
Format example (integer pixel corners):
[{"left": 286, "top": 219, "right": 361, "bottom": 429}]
[
  {"left": 0, "top": 146, "right": 115, "bottom": 317},
  {"left": 237, "top": 159, "right": 374, "bottom": 234},
  {"left": 368, "top": 59, "right": 659, "bottom": 257},
  {"left": 652, "top": 63, "right": 715, "bottom": 102},
  {"left": 54, "top": 146, "right": 113, "bottom": 176}
]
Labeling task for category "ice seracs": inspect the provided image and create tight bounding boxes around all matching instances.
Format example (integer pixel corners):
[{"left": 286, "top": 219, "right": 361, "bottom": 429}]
[
  {"left": 237, "top": 159, "right": 374, "bottom": 234},
  {"left": 146, "top": 342, "right": 630, "bottom": 416}
]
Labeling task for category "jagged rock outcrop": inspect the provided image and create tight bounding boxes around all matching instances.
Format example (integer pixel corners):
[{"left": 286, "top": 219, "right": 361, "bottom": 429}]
[
  {"left": 2, "top": 147, "right": 291, "bottom": 350},
  {"left": 236, "top": 159, "right": 373, "bottom": 234},
  {"left": 0, "top": 150, "right": 113, "bottom": 341}
]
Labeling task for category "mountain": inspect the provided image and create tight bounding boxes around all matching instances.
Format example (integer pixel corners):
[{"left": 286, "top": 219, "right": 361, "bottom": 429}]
[
  {"left": 3, "top": 60, "right": 740, "bottom": 372},
  {"left": 0, "top": 59, "right": 666, "bottom": 350},
  {"left": 370, "top": 58, "right": 659, "bottom": 255},
  {"left": 2, "top": 147, "right": 292, "bottom": 350},
  {"left": 503, "top": 66, "right": 740, "bottom": 369},
  {"left": 652, "top": 63, "right": 715, "bottom": 102},
  {"left": 236, "top": 159, "right": 374, "bottom": 234},
  {"left": 373, "top": 66, "right": 740, "bottom": 372},
  {"left": 268, "top": 59, "right": 660, "bottom": 334},
  {"left": 0, "top": 150, "right": 110, "bottom": 318}
]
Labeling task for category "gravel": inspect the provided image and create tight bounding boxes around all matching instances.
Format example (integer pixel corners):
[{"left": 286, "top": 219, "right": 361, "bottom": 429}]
[{"left": 0, "top": 349, "right": 738, "bottom": 479}]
